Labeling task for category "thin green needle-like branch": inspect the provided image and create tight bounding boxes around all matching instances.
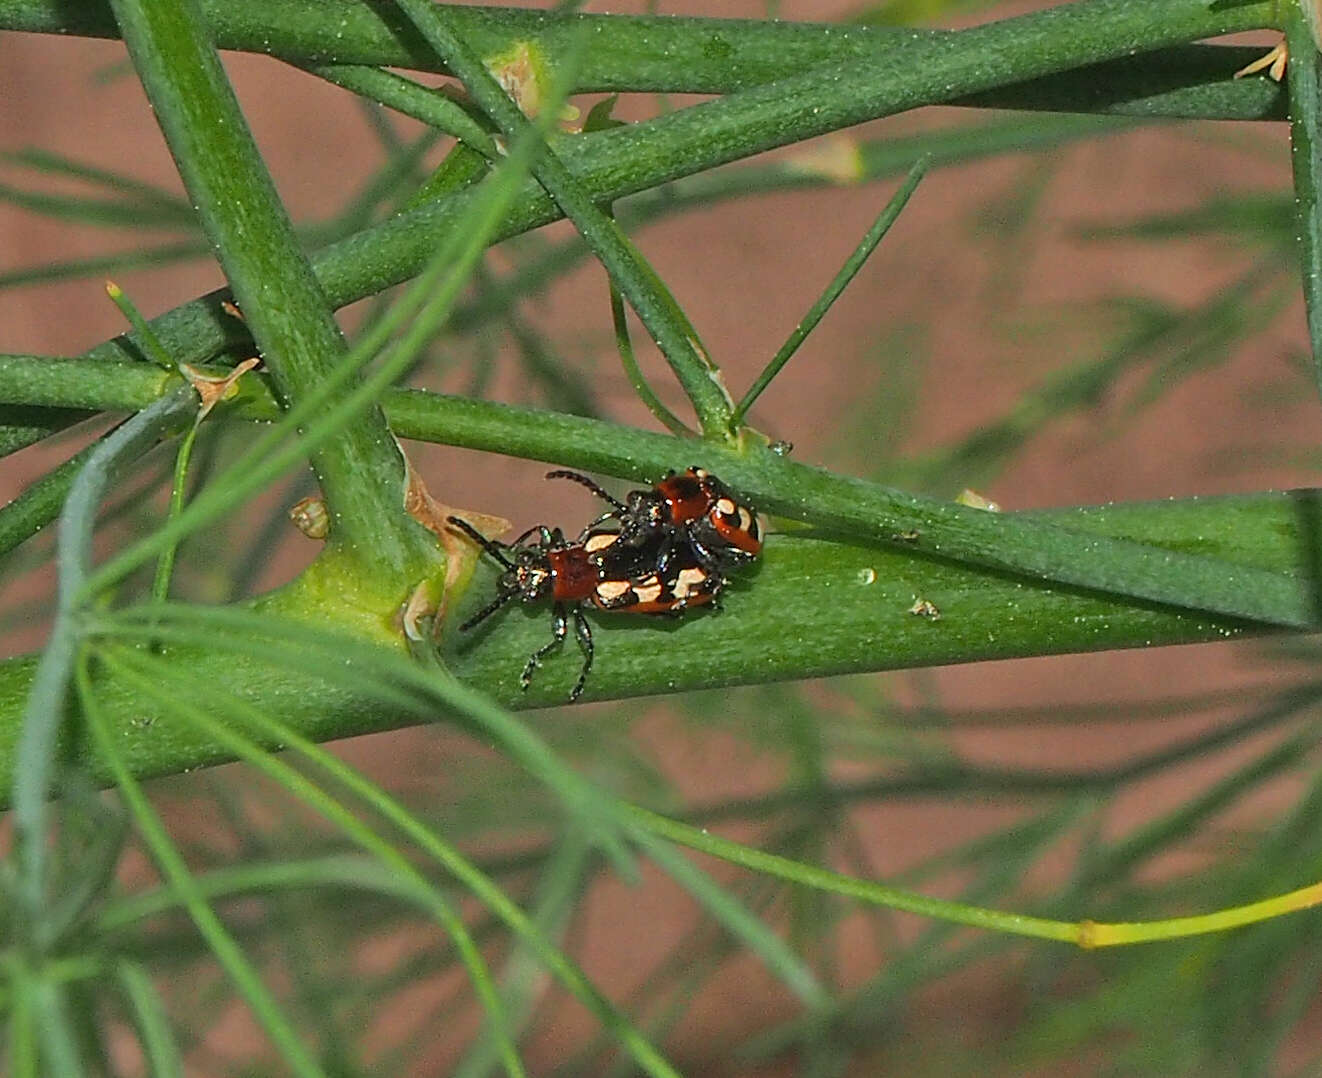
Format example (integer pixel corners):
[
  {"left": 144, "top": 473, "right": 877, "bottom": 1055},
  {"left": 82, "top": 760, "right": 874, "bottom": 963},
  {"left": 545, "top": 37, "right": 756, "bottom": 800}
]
[
  {"left": 77, "top": 657, "right": 328, "bottom": 1078},
  {"left": 0, "top": 180, "right": 190, "bottom": 232},
  {"left": 1, "top": 147, "right": 194, "bottom": 216},
  {"left": 103, "top": 284, "right": 174, "bottom": 371},
  {"left": 102, "top": 648, "right": 528, "bottom": 1078},
  {"left": 297, "top": 63, "right": 498, "bottom": 157},
  {"left": 29, "top": 982, "right": 85, "bottom": 1078},
  {"left": 395, "top": 0, "right": 736, "bottom": 435},
  {"left": 114, "top": 960, "right": 185, "bottom": 1077},
  {"left": 1077, "top": 879, "right": 1322, "bottom": 946},
  {"left": 99, "top": 634, "right": 679, "bottom": 1078},
  {"left": 609, "top": 274, "right": 692, "bottom": 437},
  {"left": 45, "top": 0, "right": 1275, "bottom": 392},
  {"left": 95, "top": 855, "right": 475, "bottom": 932},
  {"left": 10, "top": 388, "right": 193, "bottom": 928},
  {"left": 150, "top": 419, "right": 201, "bottom": 604},
  {"left": 433, "top": 113, "right": 1143, "bottom": 337},
  {"left": 733, "top": 155, "right": 930, "bottom": 426},
  {"left": 622, "top": 802, "right": 1075, "bottom": 945},
  {"left": 625, "top": 801, "right": 1322, "bottom": 948},
  {"left": 0, "top": 241, "right": 211, "bottom": 294}
]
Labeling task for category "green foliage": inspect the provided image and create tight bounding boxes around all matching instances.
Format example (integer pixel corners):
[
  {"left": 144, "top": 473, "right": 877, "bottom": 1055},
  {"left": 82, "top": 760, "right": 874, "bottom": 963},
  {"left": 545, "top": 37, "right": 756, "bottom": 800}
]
[{"left": 2, "top": 0, "right": 1322, "bottom": 1074}]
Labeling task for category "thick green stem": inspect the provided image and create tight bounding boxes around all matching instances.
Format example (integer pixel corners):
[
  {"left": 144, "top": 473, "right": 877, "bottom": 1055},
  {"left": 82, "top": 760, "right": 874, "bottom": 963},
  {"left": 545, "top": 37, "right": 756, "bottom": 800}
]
[
  {"left": 0, "top": 490, "right": 1303, "bottom": 799},
  {"left": 0, "top": 406, "right": 92, "bottom": 458},
  {"left": 1285, "top": 10, "right": 1322, "bottom": 401},
  {"left": 0, "top": 356, "right": 174, "bottom": 411},
  {"left": 0, "top": 362, "right": 1311, "bottom": 630},
  {"left": 107, "top": 0, "right": 436, "bottom": 578},
  {"left": 0, "top": 1, "right": 1286, "bottom": 119},
  {"left": 2, "top": 440, "right": 105, "bottom": 559}
]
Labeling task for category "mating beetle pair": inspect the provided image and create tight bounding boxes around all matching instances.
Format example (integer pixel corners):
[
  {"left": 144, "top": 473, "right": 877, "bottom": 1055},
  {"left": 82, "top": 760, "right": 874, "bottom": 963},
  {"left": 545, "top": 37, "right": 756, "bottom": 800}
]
[{"left": 447, "top": 468, "right": 761, "bottom": 701}]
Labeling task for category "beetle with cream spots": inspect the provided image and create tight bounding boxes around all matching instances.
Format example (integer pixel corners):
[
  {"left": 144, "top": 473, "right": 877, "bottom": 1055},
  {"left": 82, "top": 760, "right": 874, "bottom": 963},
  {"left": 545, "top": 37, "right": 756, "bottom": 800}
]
[
  {"left": 547, "top": 466, "right": 763, "bottom": 575},
  {"left": 447, "top": 515, "right": 724, "bottom": 701}
]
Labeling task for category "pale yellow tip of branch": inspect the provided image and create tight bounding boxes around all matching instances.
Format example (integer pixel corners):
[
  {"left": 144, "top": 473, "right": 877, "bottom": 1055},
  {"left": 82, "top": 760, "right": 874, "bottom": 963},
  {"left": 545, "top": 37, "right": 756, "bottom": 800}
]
[{"left": 1234, "top": 40, "right": 1288, "bottom": 82}]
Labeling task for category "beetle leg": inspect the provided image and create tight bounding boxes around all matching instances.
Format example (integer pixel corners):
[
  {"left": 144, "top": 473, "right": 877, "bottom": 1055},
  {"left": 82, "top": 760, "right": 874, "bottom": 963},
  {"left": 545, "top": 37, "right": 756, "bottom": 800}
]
[
  {"left": 569, "top": 605, "right": 594, "bottom": 702},
  {"left": 522, "top": 602, "right": 569, "bottom": 690},
  {"left": 653, "top": 532, "right": 677, "bottom": 577},
  {"left": 575, "top": 508, "right": 620, "bottom": 543}
]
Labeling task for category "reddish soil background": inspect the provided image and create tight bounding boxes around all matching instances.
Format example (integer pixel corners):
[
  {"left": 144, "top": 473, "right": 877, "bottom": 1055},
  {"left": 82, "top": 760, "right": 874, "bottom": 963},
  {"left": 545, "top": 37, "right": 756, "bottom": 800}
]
[{"left": 2, "top": 1, "right": 1319, "bottom": 1073}]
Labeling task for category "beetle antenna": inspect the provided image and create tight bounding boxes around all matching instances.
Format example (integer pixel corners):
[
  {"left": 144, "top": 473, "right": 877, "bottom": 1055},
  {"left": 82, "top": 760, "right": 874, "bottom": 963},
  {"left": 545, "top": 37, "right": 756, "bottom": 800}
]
[
  {"left": 447, "top": 515, "right": 515, "bottom": 570},
  {"left": 545, "top": 470, "right": 628, "bottom": 511}
]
